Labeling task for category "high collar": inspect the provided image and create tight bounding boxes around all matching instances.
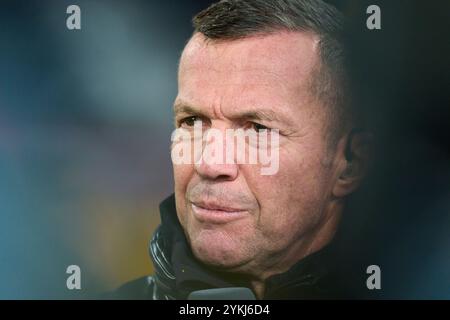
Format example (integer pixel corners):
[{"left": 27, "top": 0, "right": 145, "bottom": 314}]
[{"left": 149, "top": 194, "right": 341, "bottom": 299}]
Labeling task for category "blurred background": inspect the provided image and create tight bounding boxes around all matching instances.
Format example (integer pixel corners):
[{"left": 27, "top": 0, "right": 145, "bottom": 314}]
[
  {"left": 0, "top": 0, "right": 448, "bottom": 299},
  {"left": 0, "top": 0, "right": 217, "bottom": 298}
]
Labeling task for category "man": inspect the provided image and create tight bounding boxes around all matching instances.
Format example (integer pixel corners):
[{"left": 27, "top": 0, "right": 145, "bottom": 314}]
[{"left": 115, "top": 0, "right": 369, "bottom": 299}]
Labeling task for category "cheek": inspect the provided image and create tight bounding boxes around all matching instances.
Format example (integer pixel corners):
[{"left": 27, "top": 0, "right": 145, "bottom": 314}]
[
  {"left": 244, "top": 147, "right": 330, "bottom": 238},
  {"left": 174, "top": 164, "right": 194, "bottom": 223},
  {"left": 173, "top": 164, "right": 193, "bottom": 190}
]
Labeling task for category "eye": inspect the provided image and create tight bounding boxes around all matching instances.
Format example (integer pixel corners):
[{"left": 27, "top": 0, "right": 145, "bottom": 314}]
[
  {"left": 179, "top": 116, "right": 201, "bottom": 128},
  {"left": 251, "top": 122, "right": 270, "bottom": 132}
]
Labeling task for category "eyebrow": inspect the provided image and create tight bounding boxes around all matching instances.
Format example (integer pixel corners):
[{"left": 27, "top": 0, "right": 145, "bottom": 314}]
[
  {"left": 174, "top": 103, "right": 206, "bottom": 117},
  {"left": 173, "top": 101, "right": 288, "bottom": 124}
]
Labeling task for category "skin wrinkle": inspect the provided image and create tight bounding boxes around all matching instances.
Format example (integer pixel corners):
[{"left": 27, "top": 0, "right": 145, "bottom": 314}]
[
  {"left": 174, "top": 101, "right": 304, "bottom": 138},
  {"left": 172, "top": 31, "right": 358, "bottom": 298}
]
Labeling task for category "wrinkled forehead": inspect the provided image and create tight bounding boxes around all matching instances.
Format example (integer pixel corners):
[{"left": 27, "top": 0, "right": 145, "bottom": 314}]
[{"left": 179, "top": 31, "right": 320, "bottom": 90}]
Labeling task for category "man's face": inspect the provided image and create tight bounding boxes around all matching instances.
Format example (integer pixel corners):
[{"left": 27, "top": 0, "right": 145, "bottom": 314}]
[{"left": 172, "top": 32, "right": 342, "bottom": 274}]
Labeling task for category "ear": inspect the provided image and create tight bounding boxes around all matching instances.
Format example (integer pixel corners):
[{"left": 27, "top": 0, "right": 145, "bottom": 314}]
[{"left": 332, "top": 129, "right": 373, "bottom": 198}]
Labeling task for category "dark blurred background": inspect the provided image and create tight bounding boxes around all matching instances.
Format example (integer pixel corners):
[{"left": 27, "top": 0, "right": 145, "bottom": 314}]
[
  {"left": 0, "top": 0, "right": 448, "bottom": 299},
  {"left": 336, "top": 0, "right": 450, "bottom": 299}
]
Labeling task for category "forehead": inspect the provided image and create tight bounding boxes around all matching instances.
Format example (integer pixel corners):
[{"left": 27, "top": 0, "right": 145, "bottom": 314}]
[
  {"left": 177, "top": 31, "right": 321, "bottom": 118},
  {"left": 181, "top": 31, "right": 318, "bottom": 75}
]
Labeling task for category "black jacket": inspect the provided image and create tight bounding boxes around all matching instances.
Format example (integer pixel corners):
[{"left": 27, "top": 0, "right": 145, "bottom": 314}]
[{"left": 112, "top": 194, "right": 360, "bottom": 300}]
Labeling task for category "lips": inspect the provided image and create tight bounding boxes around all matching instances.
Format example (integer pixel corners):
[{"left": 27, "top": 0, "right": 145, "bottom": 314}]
[{"left": 190, "top": 201, "right": 249, "bottom": 224}]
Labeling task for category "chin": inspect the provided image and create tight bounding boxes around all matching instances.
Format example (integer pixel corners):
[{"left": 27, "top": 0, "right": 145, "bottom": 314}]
[{"left": 188, "top": 228, "right": 250, "bottom": 269}]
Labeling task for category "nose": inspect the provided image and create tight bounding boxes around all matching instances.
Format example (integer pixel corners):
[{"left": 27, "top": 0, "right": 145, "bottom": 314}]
[
  {"left": 194, "top": 129, "right": 239, "bottom": 181},
  {"left": 195, "top": 160, "right": 239, "bottom": 181}
]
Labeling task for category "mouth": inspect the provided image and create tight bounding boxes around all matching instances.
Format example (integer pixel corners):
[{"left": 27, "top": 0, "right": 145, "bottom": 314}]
[{"left": 190, "top": 201, "right": 249, "bottom": 224}]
